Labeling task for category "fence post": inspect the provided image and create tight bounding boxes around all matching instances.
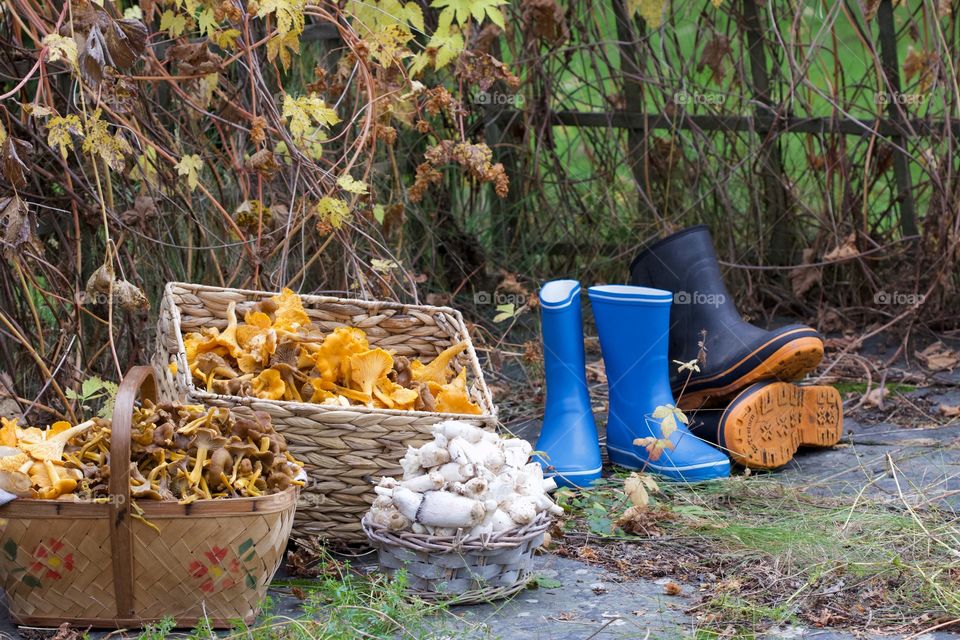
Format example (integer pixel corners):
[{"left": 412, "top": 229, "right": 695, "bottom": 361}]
[
  {"left": 613, "top": 0, "right": 653, "bottom": 222},
  {"left": 741, "top": 0, "right": 791, "bottom": 264},
  {"left": 875, "top": 0, "right": 919, "bottom": 239}
]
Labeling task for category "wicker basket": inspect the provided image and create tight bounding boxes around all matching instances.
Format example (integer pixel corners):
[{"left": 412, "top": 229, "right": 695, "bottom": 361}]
[
  {"left": 153, "top": 282, "right": 498, "bottom": 544},
  {"left": 0, "top": 366, "right": 297, "bottom": 628},
  {"left": 361, "top": 513, "right": 550, "bottom": 604}
]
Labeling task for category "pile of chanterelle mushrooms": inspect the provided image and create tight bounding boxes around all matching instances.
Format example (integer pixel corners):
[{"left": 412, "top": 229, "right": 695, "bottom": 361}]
[
  {"left": 0, "top": 403, "right": 302, "bottom": 503},
  {"left": 182, "top": 289, "right": 482, "bottom": 415},
  {"left": 368, "top": 421, "right": 562, "bottom": 537}
]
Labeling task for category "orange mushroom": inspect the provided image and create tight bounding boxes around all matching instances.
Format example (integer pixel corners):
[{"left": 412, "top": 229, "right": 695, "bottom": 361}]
[
  {"left": 348, "top": 348, "right": 394, "bottom": 398},
  {"left": 271, "top": 288, "right": 311, "bottom": 333},
  {"left": 252, "top": 368, "right": 286, "bottom": 400},
  {"left": 410, "top": 342, "right": 469, "bottom": 385},
  {"left": 310, "top": 327, "right": 370, "bottom": 388}
]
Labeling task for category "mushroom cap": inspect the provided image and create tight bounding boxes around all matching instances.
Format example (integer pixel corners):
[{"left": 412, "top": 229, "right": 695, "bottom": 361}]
[
  {"left": 271, "top": 288, "right": 312, "bottom": 333},
  {"left": 348, "top": 348, "right": 394, "bottom": 397},
  {"left": 252, "top": 368, "right": 285, "bottom": 400},
  {"left": 193, "top": 427, "right": 228, "bottom": 450}
]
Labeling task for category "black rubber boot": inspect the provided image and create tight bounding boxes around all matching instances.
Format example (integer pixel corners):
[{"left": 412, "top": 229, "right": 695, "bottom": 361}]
[
  {"left": 688, "top": 381, "right": 843, "bottom": 469},
  {"left": 630, "top": 225, "right": 824, "bottom": 409}
]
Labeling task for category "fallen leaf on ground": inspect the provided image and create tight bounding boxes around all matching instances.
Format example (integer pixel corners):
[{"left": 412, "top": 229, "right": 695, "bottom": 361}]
[
  {"left": 916, "top": 342, "right": 960, "bottom": 371},
  {"left": 863, "top": 386, "right": 890, "bottom": 408},
  {"left": 940, "top": 404, "right": 960, "bottom": 417},
  {"left": 663, "top": 581, "right": 682, "bottom": 595}
]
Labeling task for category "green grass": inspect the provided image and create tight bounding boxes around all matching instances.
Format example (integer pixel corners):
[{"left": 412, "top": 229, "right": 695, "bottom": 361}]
[
  {"left": 134, "top": 563, "right": 475, "bottom": 640},
  {"left": 832, "top": 381, "right": 917, "bottom": 395}
]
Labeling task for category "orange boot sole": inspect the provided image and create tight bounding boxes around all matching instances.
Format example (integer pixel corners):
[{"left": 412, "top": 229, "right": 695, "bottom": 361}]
[
  {"left": 719, "top": 382, "right": 843, "bottom": 469},
  {"left": 678, "top": 336, "right": 825, "bottom": 410}
]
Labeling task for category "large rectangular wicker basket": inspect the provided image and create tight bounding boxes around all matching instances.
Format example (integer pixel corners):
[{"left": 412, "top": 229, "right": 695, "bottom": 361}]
[
  {"left": 0, "top": 366, "right": 297, "bottom": 628},
  {"left": 153, "top": 283, "right": 497, "bottom": 544}
]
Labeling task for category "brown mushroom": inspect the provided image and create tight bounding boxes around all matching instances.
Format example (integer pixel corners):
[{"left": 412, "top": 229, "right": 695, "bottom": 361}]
[{"left": 187, "top": 428, "right": 227, "bottom": 487}]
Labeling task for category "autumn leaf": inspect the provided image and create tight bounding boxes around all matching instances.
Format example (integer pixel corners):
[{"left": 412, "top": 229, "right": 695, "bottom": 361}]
[
  {"left": 123, "top": 6, "right": 143, "bottom": 20},
  {"left": 373, "top": 204, "right": 386, "bottom": 223},
  {"left": 624, "top": 472, "right": 658, "bottom": 507},
  {"left": 371, "top": 258, "right": 400, "bottom": 272},
  {"left": 627, "top": 0, "right": 667, "bottom": 28},
  {"left": 82, "top": 109, "right": 131, "bottom": 172},
  {"left": 175, "top": 154, "right": 203, "bottom": 191},
  {"left": 46, "top": 114, "right": 83, "bottom": 159},
  {"left": 0, "top": 123, "right": 32, "bottom": 188},
  {"left": 315, "top": 196, "right": 351, "bottom": 229},
  {"left": 42, "top": 34, "right": 78, "bottom": 66},
  {"left": 160, "top": 10, "right": 188, "bottom": 38},
  {"left": 652, "top": 403, "right": 688, "bottom": 438},
  {"left": 197, "top": 8, "right": 218, "bottom": 37},
  {"left": 431, "top": 0, "right": 507, "bottom": 28},
  {"left": 425, "top": 10, "right": 465, "bottom": 70},
  {"left": 213, "top": 29, "right": 242, "bottom": 50},
  {"left": 257, "top": 0, "right": 306, "bottom": 38},
  {"left": 633, "top": 435, "right": 674, "bottom": 461},
  {"left": 282, "top": 93, "right": 340, "bottom": 148},
  {"left": 337, "top": 174, "right": 369, "bottom": 195},
  {"left": 267, "top": 31, "right": 300, "bottom": 70}
]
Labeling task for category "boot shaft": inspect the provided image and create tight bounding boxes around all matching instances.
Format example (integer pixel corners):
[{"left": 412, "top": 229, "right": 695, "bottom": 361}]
[
  {"left": 587, "top": 285, "right": 675, "bottom": 410},
  {"left": 539, "top": 280, "right": 591, "bottom": 404}
]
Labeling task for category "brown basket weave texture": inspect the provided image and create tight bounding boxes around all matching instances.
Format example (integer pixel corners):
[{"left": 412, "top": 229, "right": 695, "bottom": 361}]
[
  {"left": 361, "top": 513, "right": 550, "bottom": 604},
  {"left": 153, "top": 283, "right": 498, "bottom": 544},
  {"left": 0, "top": 366, "right": 297, "bottom": 628}
]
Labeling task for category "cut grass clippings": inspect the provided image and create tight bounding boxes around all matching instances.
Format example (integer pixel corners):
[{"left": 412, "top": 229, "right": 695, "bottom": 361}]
[{"left": 553, "top": 474, "right": 960, "bottom": 637}]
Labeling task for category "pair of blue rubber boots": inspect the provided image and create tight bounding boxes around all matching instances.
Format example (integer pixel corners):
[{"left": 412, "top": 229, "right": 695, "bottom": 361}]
[{"left": 535, "top": 281, "right": 732, "bottom": 486}]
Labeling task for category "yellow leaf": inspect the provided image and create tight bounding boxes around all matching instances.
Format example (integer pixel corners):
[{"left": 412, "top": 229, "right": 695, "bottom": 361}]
[
  {"left": 426, "top": 10, "right": 464, "bottom": 69},
  {"left": 711, "top": 0, "right": 722, "bottom": 6},
  {"left": 627, "top": 0, "right": 667, "bottom": 28},
  {"left": 160, "top": 10, "right": 188, "bottom": 37},
  {"left": 46, "top": 114, "right": 82, "bottom": 159},
  {"left": 315, "top": 197, "right": 351, "bottom": 229},
  {"left": 82, "top": 109, "right": 131, "bottom": 172},
  {"left": 257, "top": 0, "right": 306, "bottom": 38},
  {"left": 213, "top": 28, "right": 242, "bottom": 50},
  {"left": 42, "top": 34, "right": 77, "bottom": 66},
  {"left": 197, "top": 8, "right": 218, "bottom": 36},
  {"left": 124, "top": 5, "right": 144, "bottom": 20},
  {"left": 282, "top": 93, "right": 340, "bottom": 146},
  {"left": 267, "top": 31, "right": 300, "bottom": 70},
  {"left": 430, "top": 0, "right": 507, "bottom": 26},
  {"left": 175, "top": 154, "right": 203, "bottom": 191},
  {"left": 337, "top": 174, "right": 369, "bottom": 195}
]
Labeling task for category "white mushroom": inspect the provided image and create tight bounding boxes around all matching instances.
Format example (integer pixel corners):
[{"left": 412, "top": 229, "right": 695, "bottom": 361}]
[
  {"left": 418, "top": 440, "right": 451, "bottom": 468},
  {"left": 400, "top": 470, "right": 445, "bottom": 492}
]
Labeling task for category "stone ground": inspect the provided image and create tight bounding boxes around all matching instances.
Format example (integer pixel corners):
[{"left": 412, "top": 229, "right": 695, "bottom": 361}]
[{"left": 2, "top": 356, "right": 959, "bottom": 639}]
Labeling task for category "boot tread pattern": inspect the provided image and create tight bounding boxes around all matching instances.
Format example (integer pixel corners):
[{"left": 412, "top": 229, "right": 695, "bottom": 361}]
[{"left": 722, "top": 382, "right": 842, "bottom": 470}]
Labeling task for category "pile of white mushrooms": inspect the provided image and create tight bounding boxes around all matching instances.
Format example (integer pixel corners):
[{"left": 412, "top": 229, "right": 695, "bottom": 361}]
[{"left": 369, "top": 421, "right": 562, "bottom": 537}]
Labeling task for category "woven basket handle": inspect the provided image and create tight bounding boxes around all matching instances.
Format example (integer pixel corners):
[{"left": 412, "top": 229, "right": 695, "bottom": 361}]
[{"left": 108, "top": 365, "right": 157, "bottom": 620}]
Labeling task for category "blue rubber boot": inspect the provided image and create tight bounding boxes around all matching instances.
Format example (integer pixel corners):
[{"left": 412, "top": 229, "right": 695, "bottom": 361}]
[
  {"left": 587, "top": 285, "right": 731, "bottom": 482},
  {"left": 533, "top": 280, "right": 603, "bottom": 488}
]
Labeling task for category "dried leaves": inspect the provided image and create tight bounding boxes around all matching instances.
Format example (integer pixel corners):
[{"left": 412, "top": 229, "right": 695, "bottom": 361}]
[
  {"left": 0, "top": 122, "right": 32, "bottom": 188},
  {"left": 521, "top": 0, "right": 568, "bottom": 45},
  {"left": 83, "top": 264, "right": 149, "bottom": 312},
  {"left": 64, "top": 3, "right": 147, "bottom": 87},
  {"left": 0, "top": 195, "right": 42, "bottom": 260},
  {"left": 409, "top": 140, "right": 509, "bottom": 202}
]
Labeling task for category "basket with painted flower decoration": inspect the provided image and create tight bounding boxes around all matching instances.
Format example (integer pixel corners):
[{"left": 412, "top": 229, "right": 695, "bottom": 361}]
[
  {"left": 0, "top": 366, "right": 297, "bottom": 628},
  {"left": 153, "top": 282, "right": 497, "bottom": 544}
]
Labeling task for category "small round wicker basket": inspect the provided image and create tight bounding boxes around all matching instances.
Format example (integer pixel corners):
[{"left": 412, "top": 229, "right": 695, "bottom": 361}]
[{"left": 361, "top": 512, "right": 551, "bottom": 604}]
